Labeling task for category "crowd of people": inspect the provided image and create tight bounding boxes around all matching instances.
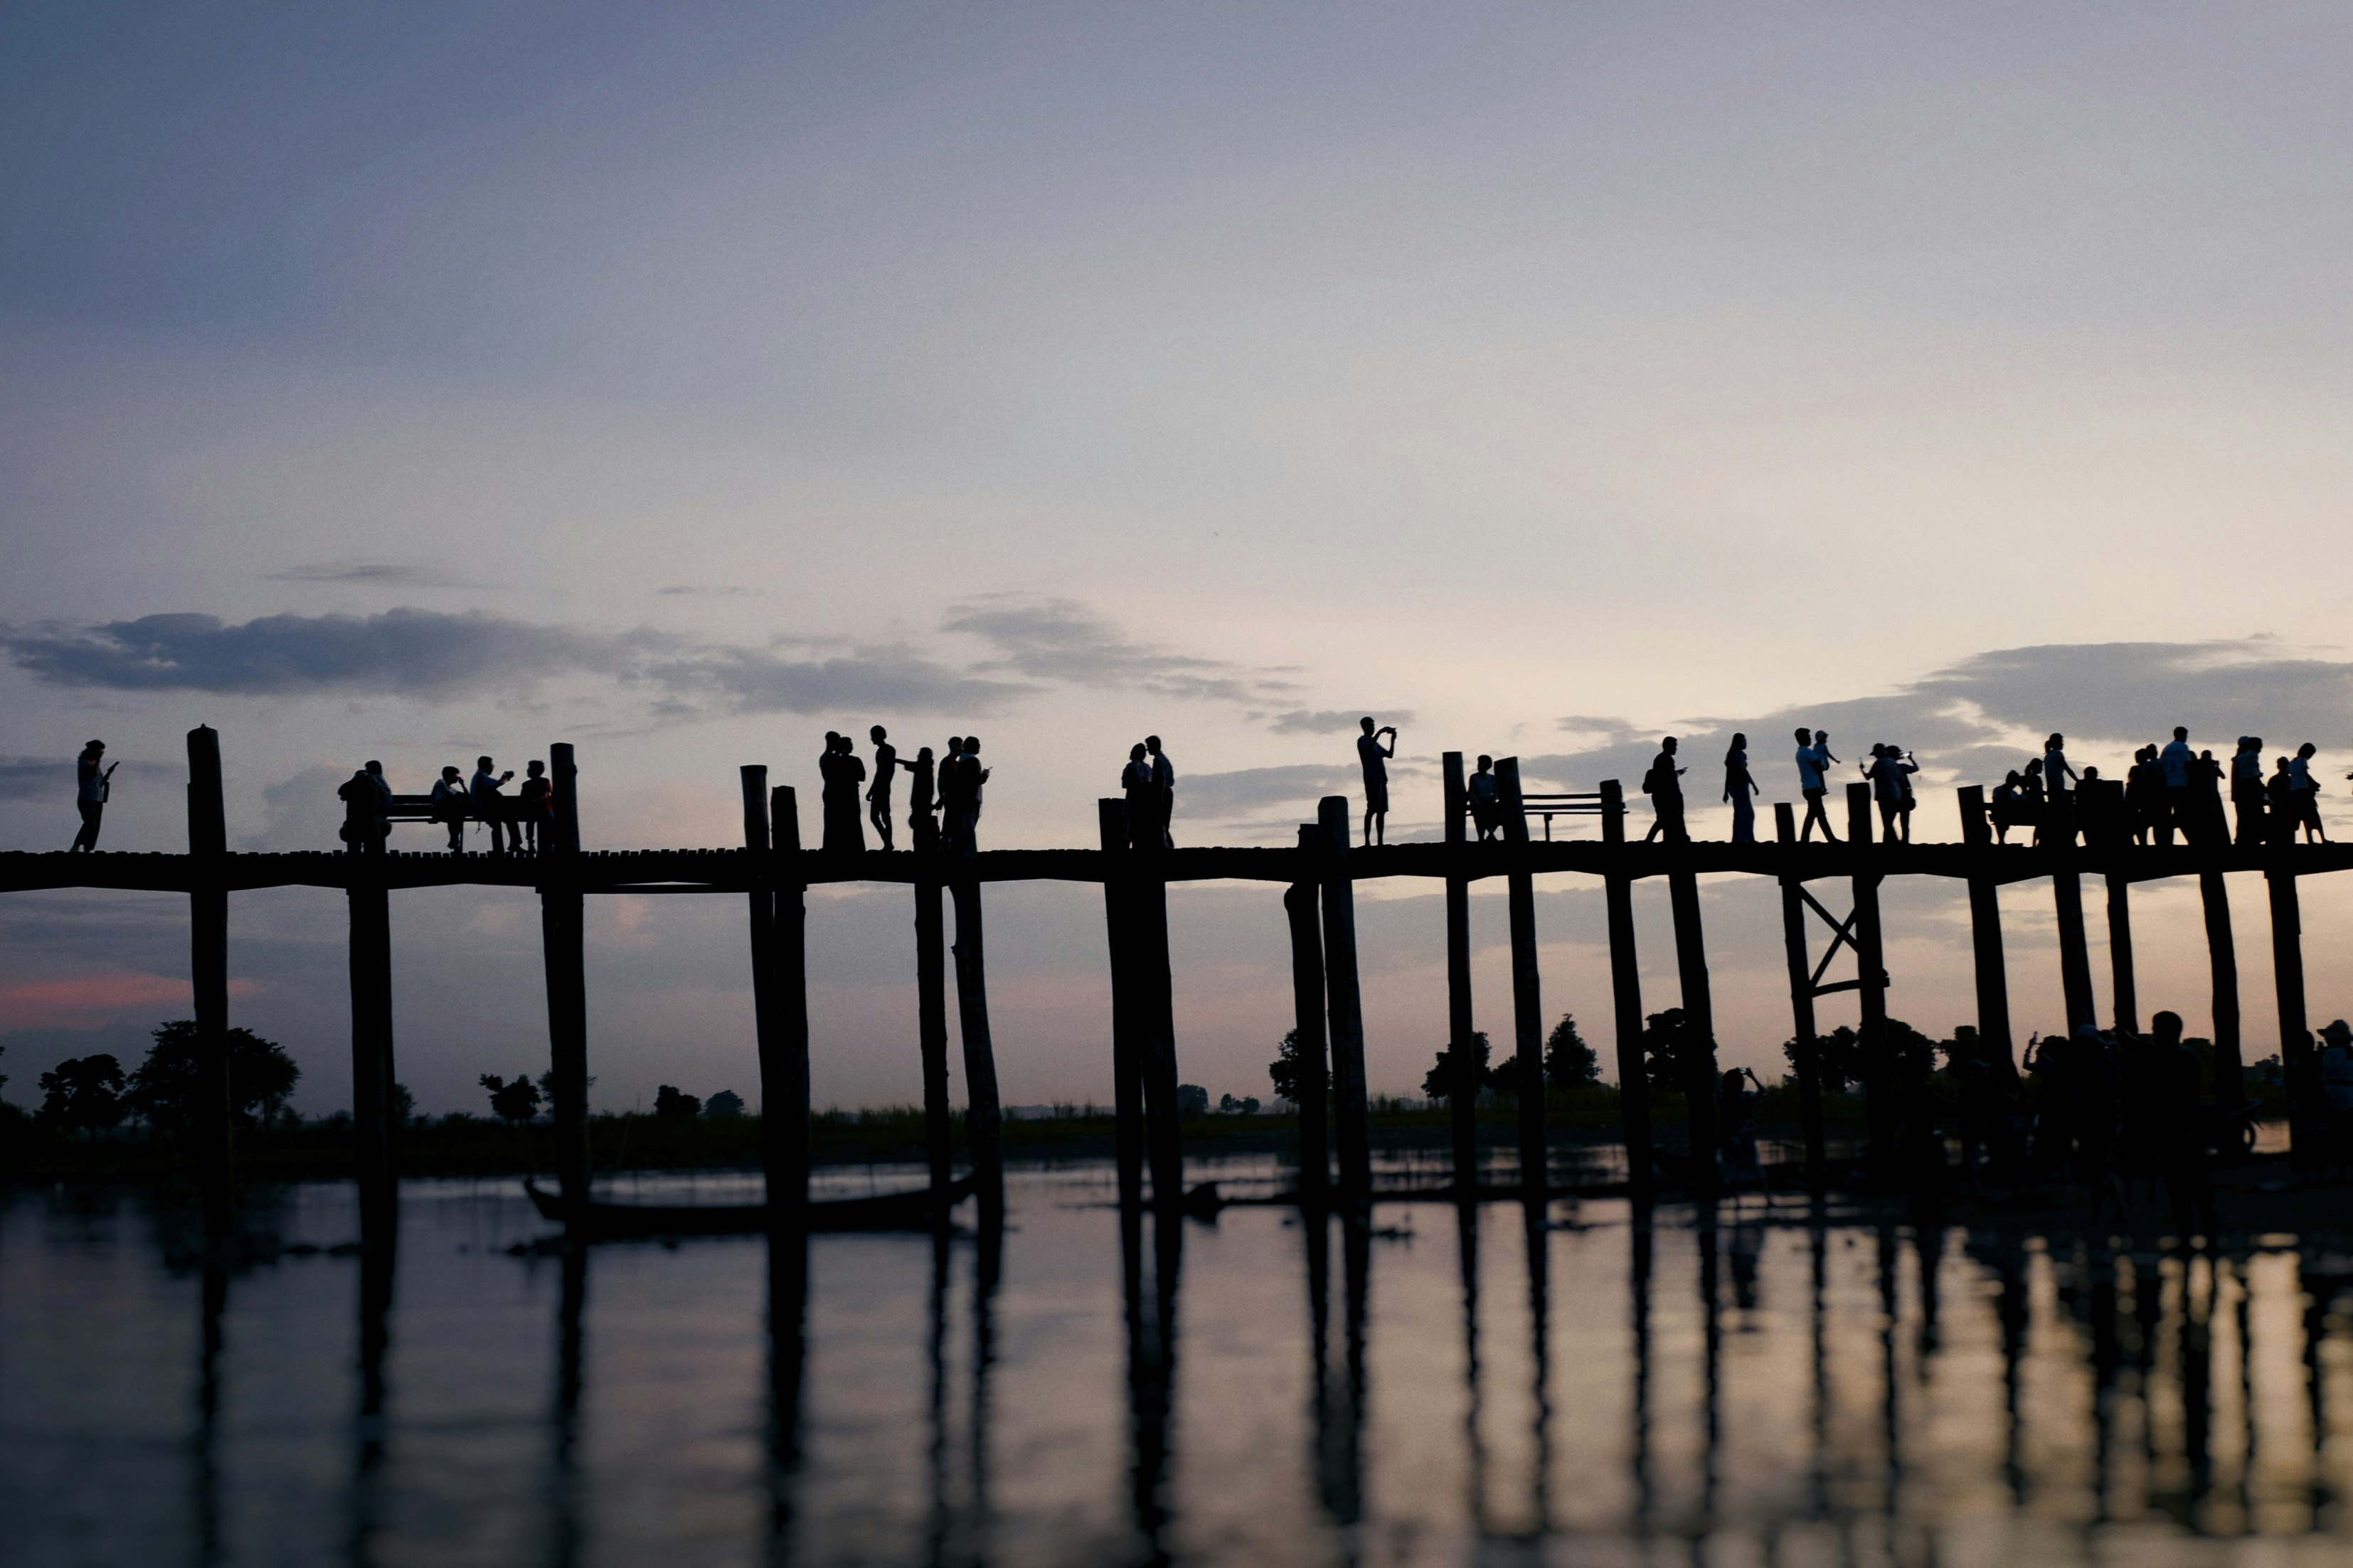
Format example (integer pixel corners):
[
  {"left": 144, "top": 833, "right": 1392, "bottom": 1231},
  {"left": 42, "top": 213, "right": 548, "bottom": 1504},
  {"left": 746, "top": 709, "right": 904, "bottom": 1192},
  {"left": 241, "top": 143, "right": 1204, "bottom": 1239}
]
[
  {"left": 817, "top": 728, "right": 990, "bottom": 855},
  {"left": 1989, "top": 729, "right": 2330, "bottom": 848}
]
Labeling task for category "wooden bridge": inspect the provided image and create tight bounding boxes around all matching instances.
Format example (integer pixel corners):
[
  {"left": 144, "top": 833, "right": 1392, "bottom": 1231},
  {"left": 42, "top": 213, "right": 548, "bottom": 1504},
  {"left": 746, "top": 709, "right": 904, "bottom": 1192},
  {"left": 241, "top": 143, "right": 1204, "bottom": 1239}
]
[{"left": 4, "top": 728, "right": 2340, "bottom": 1247}]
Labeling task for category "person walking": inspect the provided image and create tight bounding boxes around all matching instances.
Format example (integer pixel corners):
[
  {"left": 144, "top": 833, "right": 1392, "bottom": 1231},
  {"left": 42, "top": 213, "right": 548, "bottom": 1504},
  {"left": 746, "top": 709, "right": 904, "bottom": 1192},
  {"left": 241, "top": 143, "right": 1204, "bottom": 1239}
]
[
  {"left": 516, "top": 759, "right": 550, "bottom": 854},
  {"left": 2234, "top": 736, "right": 2267, "bottom": 846},
  {"left": 1146, "top": 735, "right": 1176, "bottom": 849},
  {"left": 1467, "top": 754, "right": 1502, "bottom": 841},
  {"left": 1356, "top": 718, "right": 1397, "bottom": 846},
  {"left": 431, "top": 766, "right": 469, "bottom": 853},
  {"left": 471, "top": 756, "right": 517, "bottom": 855},
  {"left": 866, "top": 726, "right": 898, "bottom": 852},
  {"left": 1723, "top": 733, "right": 1758, "bottom": 843},
  {"left": 2156, "top": 727, "right": 2194, "bottom": 846},
  {"left": 1121, "top": 743, "right": 1154, "bottom": 848},
  {"left": 70, "top": 740, "right": 117, "bottom": 852},
  {"left": 1642, "top": 737, "right": 1687, "bottom": 843},
  {"left": 2291, "top": 742, "right": 2327, "bottom": 843},
  {"left": 1793, "top": 727, "right": 1839, "bottom": 843}
]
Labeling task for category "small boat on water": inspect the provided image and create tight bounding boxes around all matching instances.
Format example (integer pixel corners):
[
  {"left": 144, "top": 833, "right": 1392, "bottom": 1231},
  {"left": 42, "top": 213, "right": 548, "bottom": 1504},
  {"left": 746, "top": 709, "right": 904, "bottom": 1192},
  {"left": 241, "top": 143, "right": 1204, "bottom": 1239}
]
[{"left": 524, "top": 1174, "right": 976, "bottom": 1237}]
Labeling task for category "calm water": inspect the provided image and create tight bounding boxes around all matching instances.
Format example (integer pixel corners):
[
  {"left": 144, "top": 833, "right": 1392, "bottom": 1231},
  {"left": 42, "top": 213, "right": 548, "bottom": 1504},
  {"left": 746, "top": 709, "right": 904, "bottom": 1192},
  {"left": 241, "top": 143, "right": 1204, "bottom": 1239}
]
[{"left": 7, "top": 1162, "right": 2353, "bottom": 1567}]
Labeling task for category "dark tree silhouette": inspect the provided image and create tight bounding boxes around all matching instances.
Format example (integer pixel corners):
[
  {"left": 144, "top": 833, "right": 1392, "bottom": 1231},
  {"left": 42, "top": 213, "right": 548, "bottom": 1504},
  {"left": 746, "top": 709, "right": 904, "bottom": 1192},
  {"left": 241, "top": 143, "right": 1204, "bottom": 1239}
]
[
  {"left": 1544, "top": 1013, "right": 1600, "bottom": 1087},
  {"left": 480, "top": 1073, "right": 543, "bottom": 1124},
  {"left": 38, "top": 1054, "right": 126, "bottom": 1136},
  {"left": 1639, "top": 1008, "right": 1694, "bottom": 1092},
  {"left": 1268, "top": 1028, "right": 1334, "bottom": 1104},
  {"left": 124, "top": 1022, "right": 299, "bottom": 1131},
  {"left": 1424, "top": 1031, "right": 1493, "bottom": 1100},
  {"left": 703, "top": 1089, "right": 745, "bottom": 1119},
  {"left": 1782, "top": 1018, "right": 1943, "bottom": 1095},
  {"left": 653, "top": 1084, "right": 702, "bottom": 1119}
]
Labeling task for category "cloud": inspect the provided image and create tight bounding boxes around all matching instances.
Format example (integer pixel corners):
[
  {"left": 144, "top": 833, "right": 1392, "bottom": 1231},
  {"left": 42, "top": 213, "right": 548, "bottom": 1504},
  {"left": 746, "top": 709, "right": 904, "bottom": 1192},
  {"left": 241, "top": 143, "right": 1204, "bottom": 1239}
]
[
  {"left": 1263, "top": 708, "right": 1415, "bottom": 736},
  {"left": 944, "top": 594, "right": 1300, "bottom": 705},
  {"left": 654, "top": 585, "right": 759, "bottom": 597},
  {"left": 0, "top": 609, "right": 1030, "bottom": 717},
  {"left": 1177, "top": 764, "right": 1366, "bottom": 819},
  {"left": 266, "top": 560, "right": 477, "bottom": 587},
  {"left": 1917, "top": 639, "right": 2353, "bottom": 747}
]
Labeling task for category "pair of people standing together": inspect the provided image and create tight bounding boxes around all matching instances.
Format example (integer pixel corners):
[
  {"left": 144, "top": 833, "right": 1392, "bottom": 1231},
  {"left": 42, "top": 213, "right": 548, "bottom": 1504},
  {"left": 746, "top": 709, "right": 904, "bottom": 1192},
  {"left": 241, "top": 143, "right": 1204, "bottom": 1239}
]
[{"left": 1120, "top": 736, "right": 1176, "bottom": 849}]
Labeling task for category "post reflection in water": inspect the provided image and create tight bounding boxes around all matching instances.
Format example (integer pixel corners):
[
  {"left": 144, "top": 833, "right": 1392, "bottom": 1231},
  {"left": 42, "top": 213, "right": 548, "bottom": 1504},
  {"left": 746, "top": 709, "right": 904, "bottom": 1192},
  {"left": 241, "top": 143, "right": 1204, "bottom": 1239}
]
[{"left": 36, "top": 1173, "right": 2353, "bottom": 1563}]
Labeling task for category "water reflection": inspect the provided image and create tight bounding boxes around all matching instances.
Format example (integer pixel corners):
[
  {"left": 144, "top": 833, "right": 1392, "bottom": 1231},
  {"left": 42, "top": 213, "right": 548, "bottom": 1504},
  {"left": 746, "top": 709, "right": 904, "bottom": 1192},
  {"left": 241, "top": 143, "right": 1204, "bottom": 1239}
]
[{"left": 11, "top": 1171, "right": 2353, "bottom": 1564}]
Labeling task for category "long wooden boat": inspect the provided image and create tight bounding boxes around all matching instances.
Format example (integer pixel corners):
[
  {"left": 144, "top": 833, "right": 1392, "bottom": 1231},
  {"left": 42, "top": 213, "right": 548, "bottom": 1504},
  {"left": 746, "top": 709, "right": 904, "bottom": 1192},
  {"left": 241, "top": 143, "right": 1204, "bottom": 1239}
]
[{"left": 524, "top": 1174, "right": 974, "bottom": 1237}]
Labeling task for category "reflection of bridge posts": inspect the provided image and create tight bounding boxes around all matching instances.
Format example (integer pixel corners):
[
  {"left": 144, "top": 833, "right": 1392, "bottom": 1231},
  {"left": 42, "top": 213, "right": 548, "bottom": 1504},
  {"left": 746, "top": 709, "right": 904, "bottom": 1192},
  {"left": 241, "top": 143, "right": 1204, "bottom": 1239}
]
[
  {"left": 1600, "top": 782, "right": 1652, "bottom": 1193},
  {"left": 1122, "top": 1204, "right": 1181, "bottom": 1555},
  {"left": 1456, "top": 1202, "right": 1487, "bottom": 1535},
  {"left": 1496, "top": 759, "right": 1547, "bottom": 1201},
  {"left": 1443, "top": 752, "right": 1479, "bottom": 1195},
  {"left": 1524, "top": 1204, "right": 1553, "bottom": 1534},
  {"left": 765, "top": 1227, "right": 809, "bottom": 1555},
  {"left": 351, "top": 1220, "right": 395, "bottom": 1564},
  {"left": 193, "top": 1254, "right": 227, "bottom": 1560},
  {"left": 1304, "top": 1210, "right": 1369, "bottom": 1533},
  {"left": 547, "top": 1244, "right": 587, "bottom": 1568},
  {"left": 1627, "top": 1208, "right": 1654, "bottom": 1533}
]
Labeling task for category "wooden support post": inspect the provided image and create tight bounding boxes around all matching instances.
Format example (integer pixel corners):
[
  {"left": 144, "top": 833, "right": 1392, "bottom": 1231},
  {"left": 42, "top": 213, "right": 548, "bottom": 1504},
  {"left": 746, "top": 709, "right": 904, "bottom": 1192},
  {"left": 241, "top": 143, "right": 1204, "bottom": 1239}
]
[
  {"left": 1442, "top": 751, "right": 1477, "bottom": 1195},
  {"left": 2049, "top": 827, "right": 2096, "bottom": 1035},
  {"left": 1316, "top": 796, "right": 1373, "bottom": 1202},
  {"left": 768, "top": 787, "right": 812, "bottom": 1225},
  {"left": 1496, "top": 759, "right": 1546, "bottom": 1200},
  {"left": 1773, "top": 803, "right": 1825, "bottom": 1188},
  {"left": 1957, "top": 787, "right": 2017, "bottom": 1083},
  {"left": 913, "top": 810, "right": 953, "bottom": 1205},
  {"left": 541, "top": 742, "right": 591, "bottom": 1222},
  {"left": 1285, "top": 854, "right": 1331, "bottom": 1207},
  {"left": 1098, "top": 801, "right": 1147, "bottom": 1210},
  {"left": 1133, "top": 836, "right": 1184, "bottom": 1210},
  {"left": 2268, "top": 866, "right": 2321, "bottom": 1172},
  {"left": 950, "top": 868, "right": 1006, "bottom": 1223},
  {"left": 2105, "top": 873, "right": 2139, "bottom": 1036},
  {"left": 1847, "top": 783, "right": 1896, "bottom": 1179},
  {"left": 186, "top": 726, "right": 232, "bottom": 1232},
  {"left": 1666, "top": 842, "right": 1718, "bottom": 1199},
  {"left": 2200, "top": 872, "right": 2244, "bottom": 1110},
  {"left": 1600, "top": 780, "right": 1651, "bottom": 1192},
  {"left": 346, "top": 865, "right": 396, "bottom": 1246}
]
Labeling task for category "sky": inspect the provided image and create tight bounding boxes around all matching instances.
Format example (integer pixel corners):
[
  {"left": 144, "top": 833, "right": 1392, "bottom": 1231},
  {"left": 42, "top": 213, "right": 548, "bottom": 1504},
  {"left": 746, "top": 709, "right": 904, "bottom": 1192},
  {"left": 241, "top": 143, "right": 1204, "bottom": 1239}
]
[{"left": 6, "top": 1, "right": 2353, "bottom": 1118}]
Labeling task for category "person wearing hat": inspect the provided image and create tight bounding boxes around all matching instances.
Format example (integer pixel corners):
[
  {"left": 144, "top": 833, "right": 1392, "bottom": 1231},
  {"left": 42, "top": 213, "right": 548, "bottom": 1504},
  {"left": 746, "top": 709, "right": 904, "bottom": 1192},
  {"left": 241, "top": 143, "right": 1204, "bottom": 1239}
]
[
  {"left": 70, "top": 740, "right": 117, "bottom": 852},
  {"left": 2320, "top": 1020, "right": 2353, "bottom": 1171}
]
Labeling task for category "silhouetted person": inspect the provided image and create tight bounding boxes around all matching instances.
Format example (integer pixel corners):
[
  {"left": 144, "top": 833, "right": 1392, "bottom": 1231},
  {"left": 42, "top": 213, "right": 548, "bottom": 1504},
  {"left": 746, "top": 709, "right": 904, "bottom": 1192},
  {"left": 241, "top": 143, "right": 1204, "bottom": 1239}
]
[
  {"left": 867, "top": 725, "right": 898, "bottom": 851},
  {"left": 2290, "top": 741, "right": 2327, "bottom": 842},
  {"left": 2158, "top": 726, "right": 2194, "bottom": 845},
  {"left": 2234, "top": 735, "right": 2267, "bottom": 845},
  {"left": 822, "top": 732, "right": 866, "bottom": 853},
  {"left": 70, "top": 740, "right": 117, "bottom": 852},
  {"left": 338, "top": 769, "right": 382, "bottom": 855},
  {"left": 906, "top": 745, "right": 937, "bottom": 840},
  {"left": 472, "top": 756, "right": 518, "bottom": 855},
  {"left": 1121, "top": 743, "right": 1154, "bottom": 848},
  {"left": 1992, "top": 769, "right": 2027, "bottom": 844},
  {"left": 430, "top": 766, "right": 468, "bottom": 852},
  {"left": 1356, "top": 718, "right": 1396, "bottom": 846},
  {"left": 2192, "top": 749, "right": 2229, "bottom": 847},
  {"left": 517, "top": 759, "right": 550, "bottom": 853},
  {"left": 1792, "top": 727, "right": 1839, "bottom": 843},
  {"left": 1866, "top": 743, "right": 1917, "bottom": 842},
  {"left": 2321, "top": 1020, "right": 2353, "bottom": 1174},
  {"left": 1723, "top": 733, "right": 1758, "bottom": 843},
  {"left": 1467, "top": 754, "right": 1502, "bottom": 841},
  {"left": 2267, "top": 755, "right": 2298, "bottom": 845},
  {"left": 2125, "top": 745, "right": 2161, "bottom": 846},
  {"left": 1718, "top": 1068, "right": 1764, "bottom": 1186},
  {"left": 2041, "top": 733, "right": 2078, "bottom": 845},
  {"left": 2147, "top": 1010, "right": 2215, "bottom": 1236},
  {"left": 940, "top": 736, "right": 987, "bottom": 853},
  {"left": 1146, "top": 735, "right": 1175, "bottom": 848},
  {"left": 1642, "top": 737, "right": 1687, "bottom": 843}
]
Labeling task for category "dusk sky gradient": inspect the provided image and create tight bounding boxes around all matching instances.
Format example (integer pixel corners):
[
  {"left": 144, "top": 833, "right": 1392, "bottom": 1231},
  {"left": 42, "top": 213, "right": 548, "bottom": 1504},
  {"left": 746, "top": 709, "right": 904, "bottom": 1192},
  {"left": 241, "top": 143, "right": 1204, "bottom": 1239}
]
[{"left": 7, "top": 2, "right": 2353, "bottom": 1116}]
